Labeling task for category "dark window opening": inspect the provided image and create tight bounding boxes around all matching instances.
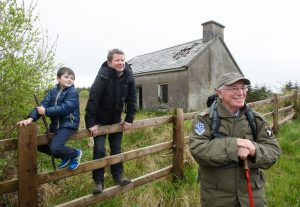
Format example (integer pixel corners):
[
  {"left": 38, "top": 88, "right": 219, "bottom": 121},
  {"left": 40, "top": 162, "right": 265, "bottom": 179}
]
[
  {"left": 158, "top": 84, "right": 168, "bottom": 104},
  {"left": 136, "top": 86, "right": 143, "bottom": 109}
]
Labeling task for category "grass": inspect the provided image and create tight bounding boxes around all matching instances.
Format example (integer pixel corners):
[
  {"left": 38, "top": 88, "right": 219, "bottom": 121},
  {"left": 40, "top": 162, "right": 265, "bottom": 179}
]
[
  {"left": 41, "top": 110, "right": 300, "bottom": 206},
  {"left": 265, "top": 118, "right": 300, "bottom": 206},
  {"left": 1, "top": 95, "right": 300, "bottom": 206},
  {"left": 35, "top": 98, "right": 199, "bottom": 206}
]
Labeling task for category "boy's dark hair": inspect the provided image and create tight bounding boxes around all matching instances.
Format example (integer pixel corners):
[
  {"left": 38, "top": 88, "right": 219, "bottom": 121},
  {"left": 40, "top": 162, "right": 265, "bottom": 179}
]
[
  {"left": 57, "top": 67, "right": 75, "bottom": 78},
  {"left": 107, "top": 48, "right": 124, "bottom": 62}
]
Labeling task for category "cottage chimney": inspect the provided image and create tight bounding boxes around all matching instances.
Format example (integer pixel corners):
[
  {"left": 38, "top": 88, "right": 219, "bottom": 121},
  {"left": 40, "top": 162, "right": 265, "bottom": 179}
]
[{"left": 202, "top": 20, "right": 225, "bottom": 42}]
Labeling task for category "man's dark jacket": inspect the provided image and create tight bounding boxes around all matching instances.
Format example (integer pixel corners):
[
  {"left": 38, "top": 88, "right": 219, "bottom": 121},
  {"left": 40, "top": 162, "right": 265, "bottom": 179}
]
[{"left": 85, "top": 62, "right": 137, "bottom": 128}]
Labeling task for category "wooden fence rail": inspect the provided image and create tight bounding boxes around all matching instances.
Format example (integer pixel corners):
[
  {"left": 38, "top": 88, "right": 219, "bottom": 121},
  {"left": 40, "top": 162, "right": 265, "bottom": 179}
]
[
  {"left": 0, "top": 115, "right": 174, "bottom": 152},
  {"left": 0, "top": 91, "right": 299, "bottom": 206}
]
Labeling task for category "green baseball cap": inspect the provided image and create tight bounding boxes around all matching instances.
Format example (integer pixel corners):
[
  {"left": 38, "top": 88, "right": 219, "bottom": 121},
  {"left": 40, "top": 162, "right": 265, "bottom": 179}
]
[{"left": 217, "top": 72, "right": 250, "bottom": 89}]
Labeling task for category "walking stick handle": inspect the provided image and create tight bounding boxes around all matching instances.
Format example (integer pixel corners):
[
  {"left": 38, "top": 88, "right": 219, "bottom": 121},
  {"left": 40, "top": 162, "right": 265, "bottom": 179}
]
[
  {"left": 34, "top": 94, "right": 56, "bottom": 170},
  {"left": 244, "top": 158, "right": 249, "bottom": 170}
]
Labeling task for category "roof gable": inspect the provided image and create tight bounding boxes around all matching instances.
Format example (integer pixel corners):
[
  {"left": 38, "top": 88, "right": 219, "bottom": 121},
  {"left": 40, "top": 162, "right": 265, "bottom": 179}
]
[{"left": 128, "top": 39, "right": 207, "bottom": 75}]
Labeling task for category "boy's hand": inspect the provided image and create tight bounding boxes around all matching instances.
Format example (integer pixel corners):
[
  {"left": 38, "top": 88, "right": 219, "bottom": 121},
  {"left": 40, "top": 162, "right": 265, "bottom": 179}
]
[
  {"left": 36, "top": 106, "right": 45, "bottom": 115},
  {"left": 17, "top": 117, "right": 34, "bottom": 126}
]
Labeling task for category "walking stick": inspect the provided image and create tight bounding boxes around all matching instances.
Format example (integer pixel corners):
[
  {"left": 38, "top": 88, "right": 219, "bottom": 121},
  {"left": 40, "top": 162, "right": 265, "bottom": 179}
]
[
  {"left": 244, "top": 159, "right": 254, "bottom": 207},
  {"left": 34, "top": 94, "right": 56, "bottom": 170}
]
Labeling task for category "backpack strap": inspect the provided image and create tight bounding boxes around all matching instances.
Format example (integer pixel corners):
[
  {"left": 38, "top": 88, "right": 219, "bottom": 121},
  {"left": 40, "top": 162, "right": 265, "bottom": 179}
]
[
  {"left": 209, "top": 101, "right": 257, "bottom": 140},
  {"left": 245, "top": 106, "right": 257, "bottom": 141},
  {"left": 209, "top": 100, "right": 220, "bottom": 139}
]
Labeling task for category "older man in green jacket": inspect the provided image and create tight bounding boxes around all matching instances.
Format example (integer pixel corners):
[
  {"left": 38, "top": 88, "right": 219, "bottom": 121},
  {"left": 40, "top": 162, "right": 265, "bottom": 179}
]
[{"left": 189, "top": 72, "right": 281, "bottom": 207}]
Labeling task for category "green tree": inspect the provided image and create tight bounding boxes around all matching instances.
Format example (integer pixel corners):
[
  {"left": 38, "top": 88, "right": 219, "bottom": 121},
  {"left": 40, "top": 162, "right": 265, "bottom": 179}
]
[
  {"left": 246, "top": 84, "right": 273, "bottom": 103},
  {"left": 281, "top": 81, "right": 299, "bottom": 93},
  {"left": 0, "top": 0, "right": 57, "bottom": 139}
]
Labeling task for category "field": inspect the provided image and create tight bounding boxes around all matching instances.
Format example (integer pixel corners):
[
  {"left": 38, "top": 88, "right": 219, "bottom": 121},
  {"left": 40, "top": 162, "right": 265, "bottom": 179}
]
[
  {"left": 2, "top": 92, "right": 299, "bottom": 206},
  {"left": 42, "top": 93, "right": 299, "bottom": 206}
]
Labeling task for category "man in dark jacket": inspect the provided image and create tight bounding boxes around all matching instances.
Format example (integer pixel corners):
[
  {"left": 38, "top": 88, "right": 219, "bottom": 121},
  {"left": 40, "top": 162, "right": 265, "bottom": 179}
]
[{"left": 85, "top": 48, "right": 137, "bottom": 194}]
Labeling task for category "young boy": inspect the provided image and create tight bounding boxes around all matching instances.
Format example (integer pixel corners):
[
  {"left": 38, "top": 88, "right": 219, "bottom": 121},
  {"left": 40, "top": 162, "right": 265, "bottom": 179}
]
[{"left": 18, "top": 67, "right": 82, "bottom": 170}]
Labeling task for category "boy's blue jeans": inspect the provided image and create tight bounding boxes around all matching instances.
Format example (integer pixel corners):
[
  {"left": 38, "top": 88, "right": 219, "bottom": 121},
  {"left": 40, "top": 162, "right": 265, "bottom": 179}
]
[
  {"left": 92, "top": 132, "right": 123, "bottom": 184},
  {"left": 38, "top": 128, "right": 78, "bottom": 160}
]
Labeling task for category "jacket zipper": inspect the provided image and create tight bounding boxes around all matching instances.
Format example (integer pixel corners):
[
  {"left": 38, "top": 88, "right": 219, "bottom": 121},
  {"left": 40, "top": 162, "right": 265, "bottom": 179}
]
[
  {"left": 116, "top": 78, "right": 120, "bottom": 110},
  {"left": 55, "top": 89, "right": 63, "bottom": 129},
  {"left": 70, "top": 113, "right": 74, "bottom": 123}
]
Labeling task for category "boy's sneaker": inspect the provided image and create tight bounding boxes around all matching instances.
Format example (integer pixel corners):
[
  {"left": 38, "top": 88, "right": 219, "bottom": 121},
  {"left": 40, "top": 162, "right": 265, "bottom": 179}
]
[
  {"left": 69, "top": 149, "right": 82, "bottom": 170},
  {"left": 58, "top": 158, "right": 70, "bottom": 169}
]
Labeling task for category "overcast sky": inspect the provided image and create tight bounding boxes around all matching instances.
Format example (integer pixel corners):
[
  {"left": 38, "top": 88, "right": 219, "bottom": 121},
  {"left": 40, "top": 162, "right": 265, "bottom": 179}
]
[{"left": 29, "top": 0, "right": 299, "bottom": 91}]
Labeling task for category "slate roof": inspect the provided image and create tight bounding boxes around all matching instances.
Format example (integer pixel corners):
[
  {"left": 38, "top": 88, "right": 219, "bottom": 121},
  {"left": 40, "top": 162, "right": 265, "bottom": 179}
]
[{"left": 128, "top": 39, "right": 207, "bottom": 75}]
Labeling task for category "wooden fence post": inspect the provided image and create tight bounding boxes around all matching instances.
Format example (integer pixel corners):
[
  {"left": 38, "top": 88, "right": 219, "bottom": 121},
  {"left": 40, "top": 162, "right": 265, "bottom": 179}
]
[
  {"left": 273, "top": 93, "right": 279, "bottom": 134},
  {"left": 293, "top": 90, "right": 298, "bottom": 119},
  {"left": 172, "top": 108, "right": 184, "bottom": 180},
  {"left": 18, "top": 123, "right": 38, "bottom": 207}
]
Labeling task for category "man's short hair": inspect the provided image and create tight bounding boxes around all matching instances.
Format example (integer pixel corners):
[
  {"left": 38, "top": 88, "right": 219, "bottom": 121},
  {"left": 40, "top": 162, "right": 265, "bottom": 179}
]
[
  {"left": 107, "top": 48, "right": 125, "bottom": 62},
  {"left": 57, "top": 67, "right": 75, "bottom": 78}
]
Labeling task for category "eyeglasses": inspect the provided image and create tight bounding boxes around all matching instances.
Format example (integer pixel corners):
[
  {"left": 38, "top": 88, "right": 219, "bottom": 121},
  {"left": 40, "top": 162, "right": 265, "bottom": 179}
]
[{"left": 219, "top": 86, "right": 249, "bottom": 93}]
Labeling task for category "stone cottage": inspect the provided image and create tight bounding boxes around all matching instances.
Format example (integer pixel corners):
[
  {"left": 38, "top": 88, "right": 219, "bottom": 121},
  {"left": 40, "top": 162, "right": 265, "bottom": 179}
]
[{"left": 128, "top": 20, "right": 244, "bottom": 111}]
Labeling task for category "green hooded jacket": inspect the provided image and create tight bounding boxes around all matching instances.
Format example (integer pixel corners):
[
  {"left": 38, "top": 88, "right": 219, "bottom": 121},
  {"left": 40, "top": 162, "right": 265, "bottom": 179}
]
[{"left": 189, "top": 99, "right": 281, "bottom": 207}]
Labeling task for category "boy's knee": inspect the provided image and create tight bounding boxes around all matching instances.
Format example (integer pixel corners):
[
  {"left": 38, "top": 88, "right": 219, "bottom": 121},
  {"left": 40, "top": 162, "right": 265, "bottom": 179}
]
[{"left": 50, "top": 145, "right": 63, "bottom": 156}]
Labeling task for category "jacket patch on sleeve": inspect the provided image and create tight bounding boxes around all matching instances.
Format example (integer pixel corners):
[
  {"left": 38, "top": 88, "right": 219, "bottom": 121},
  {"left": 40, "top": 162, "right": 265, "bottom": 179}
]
[
  {"left": 195, "top": 122, "right": 205, "bottom": 135},
  {"left": 265, "top": 126, "right": 273, "bottom": 137}
]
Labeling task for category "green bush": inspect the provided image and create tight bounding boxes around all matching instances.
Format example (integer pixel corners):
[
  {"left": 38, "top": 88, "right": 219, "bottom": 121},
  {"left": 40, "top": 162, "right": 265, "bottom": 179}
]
[{"left": 79, "top": 89, "right": 89, "bottom": 99}]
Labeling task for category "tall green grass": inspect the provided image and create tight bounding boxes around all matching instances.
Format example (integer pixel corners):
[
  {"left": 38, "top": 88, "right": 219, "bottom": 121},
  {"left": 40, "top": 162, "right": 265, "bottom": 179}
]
[
  {"left": 265, "top": 118, "right": 300, "bottom": 206},
  {"left": 37, "top": 113, "right": 300, "bottom": 207},
  {"left": 2, "top": 94, "right": 299, "bottom": 206}
]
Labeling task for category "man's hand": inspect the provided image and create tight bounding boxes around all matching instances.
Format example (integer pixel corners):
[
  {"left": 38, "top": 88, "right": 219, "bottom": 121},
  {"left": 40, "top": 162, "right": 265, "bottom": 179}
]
[
  {"left": 122, "top": 121, "right": 132, "bottom": 131},
  {"left": 237, "top": 138, "right": 256, "bottom": 156},
  {"left": 237, "top": 147, "right": 250, "bottom": 160},
  {"left": 89, "top": 125, "right": 99, "bottom": 137}
]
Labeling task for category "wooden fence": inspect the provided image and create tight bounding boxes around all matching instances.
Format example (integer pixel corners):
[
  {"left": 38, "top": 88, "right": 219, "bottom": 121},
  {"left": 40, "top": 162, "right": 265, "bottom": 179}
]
[{"left": 0, "top": 91, "right": 299, "bottom": 206}]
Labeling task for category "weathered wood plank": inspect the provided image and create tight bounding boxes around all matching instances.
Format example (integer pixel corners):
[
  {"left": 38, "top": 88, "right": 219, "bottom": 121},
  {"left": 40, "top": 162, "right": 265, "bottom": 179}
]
[
  {"left": 263, "top": 111, "right": 273, "bottom": 118},
  {"left": 0, "top": 138, "right": 17, "bottom": 151},
  {"left": 278, "top": 112, "right": 295, "bottom": 126},
  {"left": 55, "top": 166, "right": 173, "bottom": 207},
  {"left": 247, "top": 98, "right": 273, "bottom": 108},
  {"left": 0, "top": 116, "right": 174, "bottom": 152},
  {"left": 38, "top": 141, "right": 173, "bottom": 185},
  {"left": 0, "top": 179, "right": 17, "bottom": 195},
  {"left": 18, "top": 123, "right": 38, "bottom": 207},
  {"left": 278, "top": 105, "right": 294, "bottom": 113},
  {"left": 38, "top": 116, "right": 173, "bottom": 144},
  {"left": 173, "top": 108, "right": 184, "bottom": 179},
  {"left": 0, "top": 141, "right": 173, "bottom": 194},
  {"left": 273, "top": 94, "right": 279, "bottom": 134},
  {"left": 293, "top": 91, "right": 298, "bottom": 119},
  {"left": 184, "top": 112, "right": 198, "bottom": 120}
]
